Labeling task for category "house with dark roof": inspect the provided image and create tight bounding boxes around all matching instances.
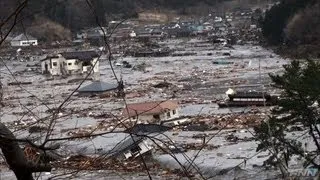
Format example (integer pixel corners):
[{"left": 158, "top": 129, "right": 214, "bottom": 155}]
[
  {"left": 77, "top": 81, "right": 118, "bottom": 95},
  {"left": 40, "top": 51, "right": 99, "bottom": 76},
  {"left": 10, "top": 33, "right": 38, "bottom": 47},
  {"left": 122, "top": 100, "right": 180, "bottom": 123}
]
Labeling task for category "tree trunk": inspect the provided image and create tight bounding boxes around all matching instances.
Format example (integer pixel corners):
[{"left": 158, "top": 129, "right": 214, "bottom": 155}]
[{"left": 0, "top": 122, "right": 51, "bottom": 180}]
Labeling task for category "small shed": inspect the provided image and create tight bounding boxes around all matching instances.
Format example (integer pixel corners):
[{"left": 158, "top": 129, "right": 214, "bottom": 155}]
[{"left": 77, "top": 81, "right": 118, "bottom": 95}]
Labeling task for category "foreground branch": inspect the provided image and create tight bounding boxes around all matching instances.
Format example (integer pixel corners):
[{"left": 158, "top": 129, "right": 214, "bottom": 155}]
[{"left": 0, "top": 122, "right": 51, "bottom": 180}]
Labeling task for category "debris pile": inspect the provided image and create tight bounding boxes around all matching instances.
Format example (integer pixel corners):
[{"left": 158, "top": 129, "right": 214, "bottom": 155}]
[
  {"left": 53, "top": 155, "right": 185, "bottom": 178},
  {"left": 180, "top": 111, "right": 267, "bottom": 130}
]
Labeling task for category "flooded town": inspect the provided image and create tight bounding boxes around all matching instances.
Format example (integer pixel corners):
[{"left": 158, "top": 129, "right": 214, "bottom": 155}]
[{"left": 1, "top": 0, "right": 320, "bottom": 179}]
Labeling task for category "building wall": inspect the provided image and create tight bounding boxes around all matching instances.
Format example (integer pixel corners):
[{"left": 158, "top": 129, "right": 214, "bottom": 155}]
[
  {"left": 137, "top": 114, "right": 156, "bottom": 123},
  {"left": 10, "top": 41, "right": 20, "bottom": 47},
  {"left": 11, "top": 40, "right": 38, "bottom": 47},
  {"left": 51, "top": 57, "right": 63, "bottom": 76},
  {"left": 41, "top": 60, "right": 49, "bottom": 74},
  {"left": 64, "top": 59, "right": 82, "bottom": 74},
  {"left": 84, "top": 57, "right": 99, "bottom": 73},
  {"left": 123, "top": 140, "right": 152, "bottom": 159},
  {"left": 41, "top": 57, "right": 63, "bottom": 76},
  {"left": 136, "top": 109, "right": 180, "bottom": 123},
  {"left": 64, "top": 58, "right": 99, "bottom": 74},
  {"left": 41, "top": 56, "right": 100, "bottom": 76},
  {"left": 20, "top": 40, "right": 38, "bottom": 46}
]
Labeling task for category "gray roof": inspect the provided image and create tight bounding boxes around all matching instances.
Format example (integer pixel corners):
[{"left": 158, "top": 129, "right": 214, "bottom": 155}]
[
  {"left": 108, "top": 135, "right": 145, "bottom": 157},
  {"left": 78, "top": 81, "right": 118, "bottom": 93},
  {"left": 11, "top": 33, "right": 37, "bottom": 41},
  {"left": 61, "top": 51, "right": 99, "bottom": 61}
]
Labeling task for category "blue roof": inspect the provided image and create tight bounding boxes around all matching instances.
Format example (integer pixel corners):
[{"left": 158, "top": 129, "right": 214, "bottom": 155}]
[{"left": 78, "top": 81, "right": 118, "bottom": 93}]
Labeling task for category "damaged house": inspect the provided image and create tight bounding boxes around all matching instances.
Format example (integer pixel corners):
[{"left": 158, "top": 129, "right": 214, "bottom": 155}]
[
  {"left": 41, "top": 51, "right": 99, "bottom": 76},
  {"left": 122, "top": 100, "right": 180, "bottom": 123},
  {"left": 108, "top": 135, "right": 152, "bottom": 160}
]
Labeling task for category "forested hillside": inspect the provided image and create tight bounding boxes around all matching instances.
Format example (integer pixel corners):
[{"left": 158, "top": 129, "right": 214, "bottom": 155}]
[
  {"left": 0, "top": 0, "right": 218, "bottom": 31},
  {"left": 261, "top": 0, "right": 320, "bottom": 58},
  {"left": 1, "top": 0, "right": 271, "bottom": 31},
  {"left": 0, "top": 0, "right": 278, "bottom": 42}
]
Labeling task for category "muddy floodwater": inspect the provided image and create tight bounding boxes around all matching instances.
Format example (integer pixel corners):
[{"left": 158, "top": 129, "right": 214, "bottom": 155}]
[{"left": 0, "top": 39, "right": 296, "bottom": 179}]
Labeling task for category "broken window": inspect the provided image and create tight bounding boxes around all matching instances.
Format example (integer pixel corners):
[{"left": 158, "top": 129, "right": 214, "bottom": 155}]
[
  {"left": 130, "top": 145, "right": 142, "bottom": 155},
  {"left": 52, "top": 62, "right": 57, "bottom": 66},
  {"left": 83, "top": 61, "right": 91, "bottom": 66},
  {"left": 167, "top": 112, "right": 171, "bottom": 118},
  {"left": 173, "top": 110, "right": 176, "bottom": 115},
  {"left": 153, "top": 114, "right": 160, "bottom": 120}
]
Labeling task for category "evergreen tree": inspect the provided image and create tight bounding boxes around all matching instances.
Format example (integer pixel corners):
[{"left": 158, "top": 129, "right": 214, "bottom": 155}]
[{"left": 255, "top": 60, "right": 320, "bottom": 170}]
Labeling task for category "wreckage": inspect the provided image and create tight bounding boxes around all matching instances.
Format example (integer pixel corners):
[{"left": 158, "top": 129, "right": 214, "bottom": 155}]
[
  {"left": 108, "top": 135, "right": 153, "bottom": 160},
  {"left": 218, "top": 88, "right": 278, "bottom": 108},
  {"left": 126, "top": 48, "right": 171, "bottom": 57}
]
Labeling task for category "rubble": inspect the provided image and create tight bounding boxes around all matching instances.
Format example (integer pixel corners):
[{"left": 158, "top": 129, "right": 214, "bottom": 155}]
[
  {"left": 152, "top": 81, "right": 172, "bottom": 88},
  {"left": 179, "top": 111, "right": 267, "bottom": 130},
  {"left": 1, "top": 17, "right": 288, "bottom": 179},
  {"left": 28, "top": 126, "right": 48, "bottom": 133},
  {"left": 50, "top": 154, "right": 184, "bottom": 178},
  {"left": 8, "top": 81, "right": 32, "bottom": 86},
  {"left": 132, "top": 62, "right": 151, "bottom": 72},
  {"left": 172, "top": 52, "right": 197, "bottom": 56},
  {"left": 160, "top": 142, "right": 220, "bottom": 153}
]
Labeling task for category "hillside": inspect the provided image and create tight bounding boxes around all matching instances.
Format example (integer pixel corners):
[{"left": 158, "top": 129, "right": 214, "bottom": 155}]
[
  {"left": 261, "top": 0, "right": 320, "bottom": 58},
  {"left": 1, "top": 0, "right": 274, "bottom": 32}
]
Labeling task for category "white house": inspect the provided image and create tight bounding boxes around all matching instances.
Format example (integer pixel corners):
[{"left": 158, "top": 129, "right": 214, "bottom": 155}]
[
  {"left": 40, "top": 51, "right": 99, "bottom": 76},
  {"left": 122, "top": 100, "right": 180, "bottom": 123},
  {"left": 10, "top": 34, "right": 38, "bottom": 47}
]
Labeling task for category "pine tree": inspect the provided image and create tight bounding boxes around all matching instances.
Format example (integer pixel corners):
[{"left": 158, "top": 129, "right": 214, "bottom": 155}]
[{"left": 255, "top": 60, "right": 320, "bottom": 171}]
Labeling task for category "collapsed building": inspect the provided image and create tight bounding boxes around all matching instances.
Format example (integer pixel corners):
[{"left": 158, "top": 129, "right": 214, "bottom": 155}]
[
  {"left": 40, "top": 51, "right": 100, "bottom": 76},
  {"left": 122, "top": 100, "right": 180, "bottom": 124}
]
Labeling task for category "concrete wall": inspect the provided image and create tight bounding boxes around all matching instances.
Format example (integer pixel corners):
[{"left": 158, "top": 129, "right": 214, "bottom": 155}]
[
  {"left": 41, "top": 56, "right": 100, "bottom": 76},
  {"left": 64, "top": 59, "right": 82, "bottom": 74},
  {"left": 41, "top": 60, "right": 49, "bottom": 74},
  {"left": 10, "top": 41, "right": 20, "bottom": 47},
  {"left": 41, "top": 56, "right": 63, "bottom": 76},
  {"left": 82, "top": 58, "right": 100, "bottom": 74},
  {"left": 123, "top": 140, "right": 152, "bottom": 159},
  {"left": 50, "top": 57, "right": 63, "bottom": 76},
  {"left": 136, "top": 109, "right": 180, "bottom": 123}
]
